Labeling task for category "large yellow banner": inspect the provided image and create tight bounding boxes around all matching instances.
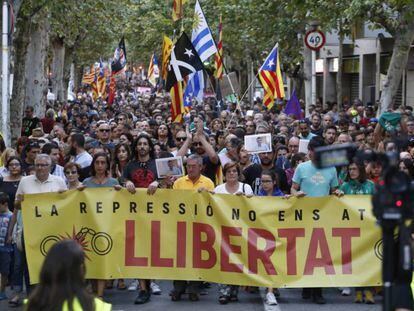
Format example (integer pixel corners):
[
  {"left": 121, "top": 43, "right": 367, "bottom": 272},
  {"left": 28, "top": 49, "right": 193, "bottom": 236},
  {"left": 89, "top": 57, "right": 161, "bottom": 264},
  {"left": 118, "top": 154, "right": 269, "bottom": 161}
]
[{"left": 22, "top": 189, "right": 382, "bottom": 287}]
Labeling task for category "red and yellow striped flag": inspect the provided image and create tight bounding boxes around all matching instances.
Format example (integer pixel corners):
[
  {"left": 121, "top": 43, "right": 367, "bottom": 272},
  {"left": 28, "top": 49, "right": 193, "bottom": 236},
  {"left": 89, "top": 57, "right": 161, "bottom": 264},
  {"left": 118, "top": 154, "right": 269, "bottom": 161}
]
[
  {"left": 82, "top": 66, "right": 97, "bottom": 85},
  {"left": 162, "top": 36, "right": 173, "bottom": 81},
  {"left": 214, "top": 16, "right": 223, "bottom": 79},
  {"left": 258, "top": 44, "right": 284, "bottom": 109},
  {"left": 170, "top": 81, "right": 184, "bottom": 123},
  {"left": 172, "top": 0, "right": 187, "bottom": 22}
]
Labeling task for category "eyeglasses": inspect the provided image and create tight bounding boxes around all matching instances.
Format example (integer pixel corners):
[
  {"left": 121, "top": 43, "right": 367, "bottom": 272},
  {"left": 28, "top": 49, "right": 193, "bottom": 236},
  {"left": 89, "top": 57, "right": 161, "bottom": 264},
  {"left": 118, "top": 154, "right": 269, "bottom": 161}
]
[
  {"left": 65, "top": 170, "right": 78, "bottom": 175},
  {"left": 176, "top": 137, "right": 187, "bottom": 141},
  {"left": 35, "top": 164, "right": 50, "bottom": 168},
  {"left": 261, "top": 180, "right": 273, "bottom": 183},
  {"left": 99, "top": 129, "right": 111, "bottom": 132}
]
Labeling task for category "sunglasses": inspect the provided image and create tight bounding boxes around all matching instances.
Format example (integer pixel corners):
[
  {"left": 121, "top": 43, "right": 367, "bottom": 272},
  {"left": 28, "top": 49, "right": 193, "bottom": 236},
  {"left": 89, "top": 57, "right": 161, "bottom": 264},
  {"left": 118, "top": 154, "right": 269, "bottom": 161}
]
[
  {"left": 176, "top": 137, "right": 187, "bottom": 141},
  {"left": 65, "top": 170, "right": 78, "bottom": 175},
  {"left": 192, "top": 142, "right": 202, "bottom": 147},
  {"left": 99, "top": 129, "right": 111, "bottom": 132}
]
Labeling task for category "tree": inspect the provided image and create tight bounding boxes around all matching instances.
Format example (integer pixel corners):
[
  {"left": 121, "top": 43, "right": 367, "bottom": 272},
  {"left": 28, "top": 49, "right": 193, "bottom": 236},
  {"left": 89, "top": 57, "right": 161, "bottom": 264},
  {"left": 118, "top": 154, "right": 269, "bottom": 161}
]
[{"left": 347, "top": 0, "right": 414, "bottom": 115}]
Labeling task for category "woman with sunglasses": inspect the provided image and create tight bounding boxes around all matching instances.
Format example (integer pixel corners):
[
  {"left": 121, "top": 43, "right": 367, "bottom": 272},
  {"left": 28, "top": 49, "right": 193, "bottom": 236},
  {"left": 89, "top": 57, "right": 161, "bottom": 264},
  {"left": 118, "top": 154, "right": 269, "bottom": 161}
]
[{"left": 64, "top": 162, "right": 82, "bottom": 190}]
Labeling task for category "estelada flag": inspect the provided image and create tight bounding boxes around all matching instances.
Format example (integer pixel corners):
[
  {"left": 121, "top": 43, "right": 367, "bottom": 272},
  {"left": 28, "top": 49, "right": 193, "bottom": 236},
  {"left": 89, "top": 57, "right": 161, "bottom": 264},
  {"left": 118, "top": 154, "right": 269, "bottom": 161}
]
[
  {"left": 165, "top": 32, "right": 204, "bottom": 92},
  {"left": 258, "top": 43, "right": 285, "bottom": 109},
  {"left": 148, "top": 54, "right": 159, "bottom": 87},
  {"left": 97, "top": 60, "right": 107, "bottom": 98},
  {"left": 162, "top": 36, "right": 173, "bottom": 81}
]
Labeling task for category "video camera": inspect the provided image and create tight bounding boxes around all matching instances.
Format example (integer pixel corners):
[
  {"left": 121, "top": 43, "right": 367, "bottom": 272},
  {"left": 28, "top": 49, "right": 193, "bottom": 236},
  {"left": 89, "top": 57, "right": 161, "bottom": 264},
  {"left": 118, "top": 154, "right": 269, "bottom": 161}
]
[{"left": 314, "top": 142, "right": 413, "bottom": 311}]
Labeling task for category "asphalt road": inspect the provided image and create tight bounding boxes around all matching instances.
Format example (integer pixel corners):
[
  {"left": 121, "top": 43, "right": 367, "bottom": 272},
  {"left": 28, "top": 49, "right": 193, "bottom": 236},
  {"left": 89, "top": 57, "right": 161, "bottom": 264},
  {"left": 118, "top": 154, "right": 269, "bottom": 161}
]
[{"left": 1, "top": 280, "right": 382, "bottom": 311}]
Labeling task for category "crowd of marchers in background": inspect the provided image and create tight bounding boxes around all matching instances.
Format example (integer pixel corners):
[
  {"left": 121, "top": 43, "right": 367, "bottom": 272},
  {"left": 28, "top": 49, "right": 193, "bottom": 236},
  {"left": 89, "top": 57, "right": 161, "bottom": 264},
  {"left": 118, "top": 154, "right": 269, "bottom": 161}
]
[{"left": 1, "top": 71, "right": 414, "bottom": 309}]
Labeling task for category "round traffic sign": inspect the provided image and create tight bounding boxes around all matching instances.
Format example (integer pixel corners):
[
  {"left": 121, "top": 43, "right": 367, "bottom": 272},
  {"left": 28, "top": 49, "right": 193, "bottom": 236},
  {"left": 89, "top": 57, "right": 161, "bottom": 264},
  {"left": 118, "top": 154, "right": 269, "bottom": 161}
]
[{"left": 304, "top": 30, "right": 326, "bottom": 51}]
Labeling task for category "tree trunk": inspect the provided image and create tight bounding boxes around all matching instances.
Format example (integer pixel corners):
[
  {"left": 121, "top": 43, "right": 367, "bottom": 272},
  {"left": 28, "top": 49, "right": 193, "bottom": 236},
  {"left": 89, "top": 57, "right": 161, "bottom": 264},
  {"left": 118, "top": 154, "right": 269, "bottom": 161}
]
[
  {"left": 303, "top": 41, "right": 312, "bottom": 117},
  {"left": 63, "top": 46, "right": 75, "bottom": 101},
  {"left": 336, "top": 31, "right": 344, "bottom": 109},
  {"left": 24, "top": 12, "right": 50, "bottom": 118},
  {"left": 51, "top": 37, "right": 65, "bottom": 101},
  {"left": 379, "top": 18, "right": 414, "bottom": 115},
  {"left": 9, "top": 14, "right": 31, "bottom": 145}
]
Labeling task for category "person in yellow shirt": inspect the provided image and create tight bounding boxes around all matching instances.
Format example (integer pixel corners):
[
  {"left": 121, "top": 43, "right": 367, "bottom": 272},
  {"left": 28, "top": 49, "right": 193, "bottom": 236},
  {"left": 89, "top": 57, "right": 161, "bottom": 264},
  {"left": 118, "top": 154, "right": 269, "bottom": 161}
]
[
  {"left": 173, "top": 154, "right": 215, "bottom": 191},
  {"left": 171, "top": 154, "right": 214, "bottom": 301},
  {"left": 25, "top": 240, "right": 112, "bottom": 311}
]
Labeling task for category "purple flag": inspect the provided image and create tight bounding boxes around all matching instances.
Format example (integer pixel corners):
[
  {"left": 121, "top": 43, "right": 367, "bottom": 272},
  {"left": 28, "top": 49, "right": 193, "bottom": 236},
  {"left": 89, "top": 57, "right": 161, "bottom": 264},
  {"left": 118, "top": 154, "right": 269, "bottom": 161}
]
[{"left": 284, "top": 89, "right": 302, "bottom": 119}]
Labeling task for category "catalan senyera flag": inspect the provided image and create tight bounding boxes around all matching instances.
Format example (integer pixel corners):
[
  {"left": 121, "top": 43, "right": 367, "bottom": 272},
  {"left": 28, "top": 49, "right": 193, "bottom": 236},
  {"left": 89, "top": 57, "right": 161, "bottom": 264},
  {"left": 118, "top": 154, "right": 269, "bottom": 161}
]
[
  {"left": 170, "top": 81, "right": 184, "bottom": 123},
  {"left": 214, "top": 16, "right": 223, "bottom": 79},
  {"left": 172, "top": 0, "right": 187, "bottom": 21},
  {"left": 162, "top": 36, "right": 173, "bottom": 81},
  {"left": 258, "top": 43, "right": 285, "bottom": 109}
]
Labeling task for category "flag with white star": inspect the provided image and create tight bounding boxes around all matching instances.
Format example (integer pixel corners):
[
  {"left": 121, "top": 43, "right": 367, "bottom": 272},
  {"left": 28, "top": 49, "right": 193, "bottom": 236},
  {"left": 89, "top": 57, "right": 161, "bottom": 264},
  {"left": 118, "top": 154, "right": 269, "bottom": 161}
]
[
  {"left": 258, "top": 43, "right": 285, "bottom": 109},
  {"left": 165, "top": 32, "right": 204, "bottom": 92}
]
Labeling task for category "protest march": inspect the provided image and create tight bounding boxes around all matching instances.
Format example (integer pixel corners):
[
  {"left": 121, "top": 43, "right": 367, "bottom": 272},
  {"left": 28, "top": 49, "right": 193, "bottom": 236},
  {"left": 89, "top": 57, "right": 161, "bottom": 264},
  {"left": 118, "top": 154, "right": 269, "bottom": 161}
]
[{"left": 1, "top": 0, "right": 414, "bottom": 310}]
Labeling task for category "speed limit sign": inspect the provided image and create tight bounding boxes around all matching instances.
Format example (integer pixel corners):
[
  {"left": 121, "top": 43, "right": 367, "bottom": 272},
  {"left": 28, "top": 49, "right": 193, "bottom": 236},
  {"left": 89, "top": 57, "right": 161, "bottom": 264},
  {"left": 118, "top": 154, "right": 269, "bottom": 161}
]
[{"left": 305, "top": 30, "right": 326, "bottom": 51}]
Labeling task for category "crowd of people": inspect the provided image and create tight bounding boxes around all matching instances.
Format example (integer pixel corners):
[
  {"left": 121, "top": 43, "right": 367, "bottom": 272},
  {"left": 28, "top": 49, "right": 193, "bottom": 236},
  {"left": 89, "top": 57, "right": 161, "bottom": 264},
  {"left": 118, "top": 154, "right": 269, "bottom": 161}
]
[{"left": 1, "top": 72, "right": 414, "bottom": 309}]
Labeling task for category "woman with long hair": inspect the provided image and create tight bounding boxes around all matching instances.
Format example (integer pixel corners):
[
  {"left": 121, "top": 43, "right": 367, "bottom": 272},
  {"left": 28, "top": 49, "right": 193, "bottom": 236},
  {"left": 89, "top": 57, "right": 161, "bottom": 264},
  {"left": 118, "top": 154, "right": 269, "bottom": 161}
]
[
  {"left": 25, "top": 240, "right": 111, "bottom": 311},
  {"left": 154, "top": 123, "right": 174, "bottom": 150},
  {"left": 82, "top": 152, "right": 121, "bottom": 298},
  {"left": 336, "top": 160, "right": 375, "bottom": 304},
  {"left": 111, "top": 143, "right": 131, "bottom": 182}
]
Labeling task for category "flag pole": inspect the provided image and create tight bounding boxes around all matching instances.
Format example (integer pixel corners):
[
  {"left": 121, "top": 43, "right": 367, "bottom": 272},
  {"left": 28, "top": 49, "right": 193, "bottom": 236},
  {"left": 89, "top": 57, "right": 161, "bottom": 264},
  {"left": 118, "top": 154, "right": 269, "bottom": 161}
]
[{"left": 197, "top": 2, "right": 240, "bottom": 112}]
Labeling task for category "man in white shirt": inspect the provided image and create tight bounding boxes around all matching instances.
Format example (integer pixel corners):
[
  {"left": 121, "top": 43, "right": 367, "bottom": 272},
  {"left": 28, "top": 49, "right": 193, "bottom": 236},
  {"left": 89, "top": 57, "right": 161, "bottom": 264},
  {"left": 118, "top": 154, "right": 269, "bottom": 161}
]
[
  {"left": 11, "top": 154, "right": 67, "bottom": 294},
  {"left": 69, "top": 133, "right": 92, "bottom": 168}
]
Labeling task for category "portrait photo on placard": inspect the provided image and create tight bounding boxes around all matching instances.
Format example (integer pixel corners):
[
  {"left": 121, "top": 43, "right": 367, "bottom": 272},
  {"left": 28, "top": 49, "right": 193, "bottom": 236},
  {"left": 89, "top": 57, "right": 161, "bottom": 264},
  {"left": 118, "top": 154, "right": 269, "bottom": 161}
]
[
  {"left": 244, "top": 133, "right": 272, "bottom": 154},
  {"left": 155, "top": 156, "right": 184, "bottom": 178}
]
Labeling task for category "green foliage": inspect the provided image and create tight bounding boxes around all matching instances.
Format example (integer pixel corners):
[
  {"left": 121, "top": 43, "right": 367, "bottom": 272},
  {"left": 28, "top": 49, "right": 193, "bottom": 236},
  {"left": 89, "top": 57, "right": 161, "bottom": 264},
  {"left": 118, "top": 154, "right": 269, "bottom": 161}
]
[{"left": 16, "top": 0, "right": 414, "bottom": 79}]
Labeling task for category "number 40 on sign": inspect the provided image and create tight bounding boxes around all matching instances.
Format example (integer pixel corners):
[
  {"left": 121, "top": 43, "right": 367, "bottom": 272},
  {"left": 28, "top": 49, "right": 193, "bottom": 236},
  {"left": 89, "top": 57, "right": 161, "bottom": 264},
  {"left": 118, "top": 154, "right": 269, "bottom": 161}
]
[{"left": 305, "top": 30, "right": 326, "bottom": 51}]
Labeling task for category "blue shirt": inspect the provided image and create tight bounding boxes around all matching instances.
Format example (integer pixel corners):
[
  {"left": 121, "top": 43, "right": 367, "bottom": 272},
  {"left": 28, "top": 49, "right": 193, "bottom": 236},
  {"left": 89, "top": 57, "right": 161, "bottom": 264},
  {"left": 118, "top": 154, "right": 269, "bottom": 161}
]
[
  {"left": 83, "top": 177, "right": 119, "bottom": 188},
  {"left": 258, "top": 188, "right": 284, "bottom": 197},
  {"left": 292, "top": 160, "right": 338, "bottom": 197},
  {"left": 0, "top": 211, "right": 13, "bottom": 252}
]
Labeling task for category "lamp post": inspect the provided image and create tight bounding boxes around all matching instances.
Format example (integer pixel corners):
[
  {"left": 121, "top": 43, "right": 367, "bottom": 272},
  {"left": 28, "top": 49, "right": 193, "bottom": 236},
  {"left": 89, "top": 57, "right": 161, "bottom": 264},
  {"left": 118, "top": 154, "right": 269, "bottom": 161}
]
[{"left": 2, "top": 1, "right": 10, "bottom": 146}]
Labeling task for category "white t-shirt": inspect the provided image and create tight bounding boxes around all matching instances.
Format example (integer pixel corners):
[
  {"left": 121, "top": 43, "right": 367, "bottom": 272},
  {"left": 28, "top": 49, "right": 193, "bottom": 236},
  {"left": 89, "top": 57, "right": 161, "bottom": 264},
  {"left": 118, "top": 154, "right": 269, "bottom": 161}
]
[
  {"left": 214, "top": 182, "right": 253, "bottom": 195},
  {"left": 74, "top": 151, "right": 93, "bottom": 168}
]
